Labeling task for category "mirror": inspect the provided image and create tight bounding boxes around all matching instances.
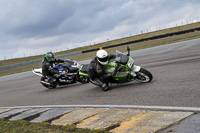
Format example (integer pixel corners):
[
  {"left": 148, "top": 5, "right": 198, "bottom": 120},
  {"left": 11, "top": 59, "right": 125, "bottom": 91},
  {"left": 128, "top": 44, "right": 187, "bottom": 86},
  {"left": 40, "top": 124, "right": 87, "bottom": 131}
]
[{"left": 127, "top": 45, "right": 130, "bottom": 56}]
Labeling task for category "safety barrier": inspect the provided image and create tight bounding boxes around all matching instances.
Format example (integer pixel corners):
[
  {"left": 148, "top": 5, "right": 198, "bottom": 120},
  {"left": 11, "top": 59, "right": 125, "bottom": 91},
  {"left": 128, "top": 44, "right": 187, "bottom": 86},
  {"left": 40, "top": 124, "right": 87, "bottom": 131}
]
[
  {"left": 0, "top": 51, "right": 82, "bottom": 71},
  {"left": 82, "top": 27, "right": 200, "bottom": 53}
]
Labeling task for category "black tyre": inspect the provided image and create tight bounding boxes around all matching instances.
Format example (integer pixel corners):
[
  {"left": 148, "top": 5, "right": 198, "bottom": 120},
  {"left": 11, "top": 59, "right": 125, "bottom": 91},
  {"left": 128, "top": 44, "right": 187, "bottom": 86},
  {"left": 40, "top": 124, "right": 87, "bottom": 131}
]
[
  {"left": 41, "top": 83, "right": 57, "bottom": 89},
  {"left": 50, "top": 83, "right": 57, "bottom": 89},
  {"left": 79, "top": 76, "right": 90, "bottom": 84},
  {"left": 40, "top": 77, "right": 57, "bottom": 89},
  {"left": 135, "top": 68, "right": 153, "bottom": 83}
]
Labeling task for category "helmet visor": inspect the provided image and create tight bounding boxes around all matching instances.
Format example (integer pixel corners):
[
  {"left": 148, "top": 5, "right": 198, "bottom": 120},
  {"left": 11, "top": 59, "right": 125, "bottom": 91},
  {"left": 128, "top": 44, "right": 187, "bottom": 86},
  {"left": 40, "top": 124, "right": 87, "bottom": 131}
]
[
  {"left": 49, "top": 57, "right": 55, "bottom": 61},
  {"left": 98, "top": 56, "right": 108, "bottom": 63}
]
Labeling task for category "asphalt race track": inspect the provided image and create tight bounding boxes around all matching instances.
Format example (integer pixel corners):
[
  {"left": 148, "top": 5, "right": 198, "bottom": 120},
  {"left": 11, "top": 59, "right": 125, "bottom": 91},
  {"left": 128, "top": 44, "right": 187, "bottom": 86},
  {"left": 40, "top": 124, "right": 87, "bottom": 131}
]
[{"left": 0, "top": 39, "right": 200, "bottom": 108}]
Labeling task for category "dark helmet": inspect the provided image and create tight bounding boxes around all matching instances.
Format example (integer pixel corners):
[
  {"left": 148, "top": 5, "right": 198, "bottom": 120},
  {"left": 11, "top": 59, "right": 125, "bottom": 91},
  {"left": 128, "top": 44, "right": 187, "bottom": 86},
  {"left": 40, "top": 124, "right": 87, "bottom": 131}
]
[{"left": 46, "top": 52, "right": 55, "bottom": 62}]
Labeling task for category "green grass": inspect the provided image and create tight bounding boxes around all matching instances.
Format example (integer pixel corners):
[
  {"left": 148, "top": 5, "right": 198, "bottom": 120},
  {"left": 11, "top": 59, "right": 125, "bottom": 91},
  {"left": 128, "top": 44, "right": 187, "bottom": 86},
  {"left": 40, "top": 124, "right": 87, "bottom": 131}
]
[
  {"left": 0, "top": 118, "right": 110, "bottom": 133},
  {"left": 1, "top": 22, "right": 200, "bottom": 76}
]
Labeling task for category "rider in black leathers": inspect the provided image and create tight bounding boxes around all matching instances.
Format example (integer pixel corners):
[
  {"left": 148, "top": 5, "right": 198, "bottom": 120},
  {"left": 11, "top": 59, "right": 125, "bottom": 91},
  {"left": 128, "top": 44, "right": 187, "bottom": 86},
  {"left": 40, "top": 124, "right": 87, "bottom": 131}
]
[
  {"left": 87, "top": 49, "right": 116, "bottom": 91},
  {"left": 42, "top": 52, "right": 65, "bottom": 84}
]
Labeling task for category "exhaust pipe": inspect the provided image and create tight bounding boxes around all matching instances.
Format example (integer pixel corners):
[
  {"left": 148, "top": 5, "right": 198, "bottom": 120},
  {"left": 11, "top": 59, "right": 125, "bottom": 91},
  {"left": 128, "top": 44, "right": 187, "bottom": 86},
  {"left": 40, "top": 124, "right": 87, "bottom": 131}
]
[
  {"left": 40, "top": 81, "right": 50, "bottom": 86},
  {"left": 59, "top": 79, "right": 73, "bottom": 83}
]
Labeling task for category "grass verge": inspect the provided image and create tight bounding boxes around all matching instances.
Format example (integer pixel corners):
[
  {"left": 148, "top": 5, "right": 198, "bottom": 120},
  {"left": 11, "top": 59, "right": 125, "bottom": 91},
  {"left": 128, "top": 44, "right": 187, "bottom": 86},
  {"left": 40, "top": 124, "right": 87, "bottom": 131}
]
[{"left": 0, "top": 118, "right": 109, "bottom": 133}]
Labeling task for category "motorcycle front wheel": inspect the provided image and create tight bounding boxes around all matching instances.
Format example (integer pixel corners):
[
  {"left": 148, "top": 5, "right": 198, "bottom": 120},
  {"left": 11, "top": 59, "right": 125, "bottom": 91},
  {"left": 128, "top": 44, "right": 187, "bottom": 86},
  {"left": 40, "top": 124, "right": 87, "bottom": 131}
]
[{"left": 135, "top": 68, "right": 153, "bottom": 83}]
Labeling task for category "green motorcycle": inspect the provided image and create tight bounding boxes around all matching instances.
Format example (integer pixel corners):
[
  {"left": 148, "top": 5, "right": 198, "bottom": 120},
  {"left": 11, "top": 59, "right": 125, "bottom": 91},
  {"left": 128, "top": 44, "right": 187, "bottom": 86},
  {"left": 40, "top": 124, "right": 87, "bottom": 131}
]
[{"left": 79, "top": 46, "right": 153, "bottom": 91}]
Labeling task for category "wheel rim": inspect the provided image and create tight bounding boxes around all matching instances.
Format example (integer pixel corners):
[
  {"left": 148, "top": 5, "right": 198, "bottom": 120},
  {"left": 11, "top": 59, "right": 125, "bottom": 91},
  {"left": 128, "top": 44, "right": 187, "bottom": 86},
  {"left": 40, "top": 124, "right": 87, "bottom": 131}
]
[{"left": 135, "top": 72, "right": 150, "bottom": 82}]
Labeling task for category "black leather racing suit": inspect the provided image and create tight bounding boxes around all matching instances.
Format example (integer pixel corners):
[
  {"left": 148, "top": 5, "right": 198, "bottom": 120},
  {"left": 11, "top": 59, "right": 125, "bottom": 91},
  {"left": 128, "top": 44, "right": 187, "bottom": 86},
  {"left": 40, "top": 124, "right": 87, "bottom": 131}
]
[
  {"left": 87, "top": 55, "right": 116, "bottom": 87},
  {"left": 42, "top": 57, "right": 64, "bottom": 83}
]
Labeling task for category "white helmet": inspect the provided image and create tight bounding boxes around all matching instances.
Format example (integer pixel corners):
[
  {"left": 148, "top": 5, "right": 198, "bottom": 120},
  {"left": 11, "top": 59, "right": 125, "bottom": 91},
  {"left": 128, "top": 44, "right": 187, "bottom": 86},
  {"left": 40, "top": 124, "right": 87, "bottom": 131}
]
[{"left": 96, "top": 49, "right": 108, "bottom": 65}]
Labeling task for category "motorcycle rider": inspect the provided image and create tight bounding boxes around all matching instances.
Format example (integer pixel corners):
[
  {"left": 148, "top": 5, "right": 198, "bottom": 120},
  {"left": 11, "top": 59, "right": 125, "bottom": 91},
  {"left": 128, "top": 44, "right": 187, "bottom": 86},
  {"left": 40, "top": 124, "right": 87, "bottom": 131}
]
[
  {"left": 42, "top": 52, "right": 65, "bottom": 84},
  {"left": 87, "top": 48, "right": 116, "bottom": 91}
]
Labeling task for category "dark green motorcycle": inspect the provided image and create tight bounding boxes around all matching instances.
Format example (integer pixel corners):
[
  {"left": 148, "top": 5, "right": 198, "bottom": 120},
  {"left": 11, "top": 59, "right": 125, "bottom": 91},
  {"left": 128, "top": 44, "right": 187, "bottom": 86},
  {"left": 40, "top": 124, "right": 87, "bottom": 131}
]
[{"left": 79, "top": 46, "right": 153, "bottom": 91}]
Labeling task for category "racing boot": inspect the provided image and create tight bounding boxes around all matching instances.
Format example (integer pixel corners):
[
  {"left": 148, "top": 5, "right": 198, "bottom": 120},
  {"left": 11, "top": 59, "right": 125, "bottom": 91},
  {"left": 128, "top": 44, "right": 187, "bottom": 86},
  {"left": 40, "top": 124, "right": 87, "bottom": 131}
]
[
  {"left": 101, "top": 83, "right": 109, "bottom": 91},
  {"left": 94, "top": 78, "right": 109, "bottom": 91}
]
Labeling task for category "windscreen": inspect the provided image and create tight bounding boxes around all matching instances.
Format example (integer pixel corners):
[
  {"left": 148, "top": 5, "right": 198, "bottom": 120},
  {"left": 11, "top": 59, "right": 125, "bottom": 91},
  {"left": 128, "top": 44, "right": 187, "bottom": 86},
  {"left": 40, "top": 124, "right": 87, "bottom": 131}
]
[{"left": 115, "top": 50, "right": 129, "bottom": 65}]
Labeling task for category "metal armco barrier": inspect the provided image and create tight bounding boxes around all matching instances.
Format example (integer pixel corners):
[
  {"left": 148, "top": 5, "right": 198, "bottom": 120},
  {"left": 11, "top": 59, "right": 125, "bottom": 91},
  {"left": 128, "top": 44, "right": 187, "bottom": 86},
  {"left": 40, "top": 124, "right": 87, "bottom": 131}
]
[
  {"left": 82, "top": 27, "right": 200, "bottom": 53},
  {"left": 0, "top": 51, "right": 82, "bottom": 71}
]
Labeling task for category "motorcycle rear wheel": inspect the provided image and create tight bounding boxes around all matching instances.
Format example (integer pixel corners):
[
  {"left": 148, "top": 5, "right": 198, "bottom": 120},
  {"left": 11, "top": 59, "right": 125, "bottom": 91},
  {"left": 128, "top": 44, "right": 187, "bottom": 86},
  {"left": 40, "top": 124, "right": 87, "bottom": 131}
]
[
  {"left": 40, "top": 77, "right": 57, "bottom": 89},
  {"left": 135, "top": 68, "right": 153, "bottom": 83},
  {"left": 79, "top": 76, "right": 90, "bottom": 84},
  {"left": 41, "top": 83, "right": 57, "bottom": 89}
]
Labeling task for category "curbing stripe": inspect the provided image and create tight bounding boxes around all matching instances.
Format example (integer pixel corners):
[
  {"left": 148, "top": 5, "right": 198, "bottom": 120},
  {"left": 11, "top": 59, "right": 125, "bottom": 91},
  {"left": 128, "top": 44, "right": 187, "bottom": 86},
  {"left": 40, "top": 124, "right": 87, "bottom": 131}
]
[
  {"left": 111, "top": 111, "right": 193, "bottom": 133},
  {"left": 52, "top": 108, "right": 106, "bottom": 125},
  {"left": 30, "top": 108, "right": 75, "bottom": 123},
  {"left": 76, "top": 108, "right": 143, "bottom": 129},
  {"left": 0, "top": 108, "right": 30, "bottom": 119},
  {"left": 1, "top": 105, "right": 200, "bottom": 112},
  {"left": 0, "top": 109, "right": 12, "bottom": 114},
  {"left": 9, "top": 108, "right": 51, "bottom": 121}
]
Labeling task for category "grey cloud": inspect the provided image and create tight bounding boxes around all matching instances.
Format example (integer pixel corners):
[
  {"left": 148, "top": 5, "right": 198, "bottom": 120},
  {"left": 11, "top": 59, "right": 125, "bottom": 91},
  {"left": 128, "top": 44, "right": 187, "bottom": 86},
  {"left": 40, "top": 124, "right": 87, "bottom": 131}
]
[
  {"left": 0, "top": 0, "right": 126, "bottom": 39},
  {"left": 1, "top": 0, "right": 200, "bottom": 60},
  {"left": 0, "top": 1, "right": 75, "bottom": 38}
]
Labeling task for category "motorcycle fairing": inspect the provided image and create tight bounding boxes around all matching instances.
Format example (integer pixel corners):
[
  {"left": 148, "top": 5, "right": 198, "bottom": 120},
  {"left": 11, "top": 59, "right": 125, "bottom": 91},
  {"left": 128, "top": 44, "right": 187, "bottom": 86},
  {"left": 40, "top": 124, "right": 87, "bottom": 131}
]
[
  {"left": 104, "top": 57, "right": 135, "bottom": 83},
  {"left": 32, "top": 68, "right": 43, "bottom": 77}
]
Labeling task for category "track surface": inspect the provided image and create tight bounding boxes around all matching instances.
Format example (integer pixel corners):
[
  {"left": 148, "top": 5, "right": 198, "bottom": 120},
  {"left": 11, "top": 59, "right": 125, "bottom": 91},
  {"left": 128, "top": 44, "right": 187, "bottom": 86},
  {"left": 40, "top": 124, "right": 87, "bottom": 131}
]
[{"left": 0, "top": 39, "right": 200, "bottom": 108}]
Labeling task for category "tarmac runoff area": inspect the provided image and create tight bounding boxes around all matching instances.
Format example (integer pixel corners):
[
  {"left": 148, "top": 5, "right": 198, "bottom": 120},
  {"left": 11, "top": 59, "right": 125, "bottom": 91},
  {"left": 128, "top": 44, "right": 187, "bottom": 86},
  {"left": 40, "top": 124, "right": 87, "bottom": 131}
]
[{"left": 0, "top": 105, "right": 200, "bottom": 132}]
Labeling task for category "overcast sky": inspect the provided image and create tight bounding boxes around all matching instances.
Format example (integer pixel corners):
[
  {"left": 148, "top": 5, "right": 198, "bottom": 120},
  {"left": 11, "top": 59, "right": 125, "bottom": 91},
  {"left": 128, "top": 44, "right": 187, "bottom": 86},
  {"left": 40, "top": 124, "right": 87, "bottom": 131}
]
[{"left": 1, "top": 0, "right": 200, "bottom": 60}]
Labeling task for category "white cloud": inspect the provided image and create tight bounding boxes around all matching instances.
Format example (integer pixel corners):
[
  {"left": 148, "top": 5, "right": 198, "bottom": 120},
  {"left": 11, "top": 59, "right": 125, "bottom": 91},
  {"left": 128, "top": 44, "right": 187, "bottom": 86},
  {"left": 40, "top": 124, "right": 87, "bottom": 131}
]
[{"left": 1, "top": 0, "right": 200, "bottom": 60}]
